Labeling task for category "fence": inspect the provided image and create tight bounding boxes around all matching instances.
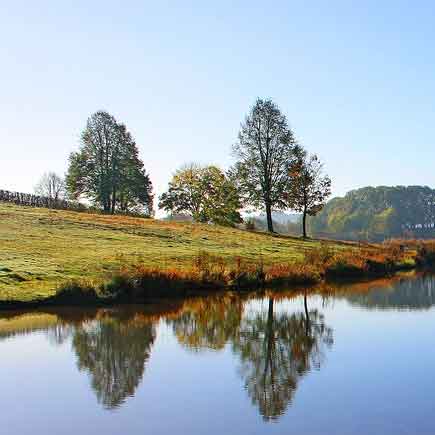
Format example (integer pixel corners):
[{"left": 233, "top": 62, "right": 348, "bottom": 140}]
[{"left": 0, "top": 189, "right": 87, "bottom": 212}]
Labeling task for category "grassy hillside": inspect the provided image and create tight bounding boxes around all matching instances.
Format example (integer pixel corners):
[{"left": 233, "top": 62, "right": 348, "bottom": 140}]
[{"left": 0, "top": 203, "right": 342, "bottom": 302}]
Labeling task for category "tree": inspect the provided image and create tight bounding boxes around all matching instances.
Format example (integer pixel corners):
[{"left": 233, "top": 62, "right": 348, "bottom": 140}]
[
  {"left": 171, "top": 292, "right": 333, "bottom": 421},
  {"left": 159, "top": 163, "right": 242, "bottom": 226},
  {"left": 171, "top": 295, "right": 244, "bottom": 351},
  {"left": 116, "top": 125, "right": 154, "bottom": 215},
  {"left": 34, "top": 172, "right": 65, "bottom": 201},
  {"left": 73, "top": 315, "right": 155, "bottom": 409},
  {"left": 309, "top": 186, "right": 435, "bottom": 241},
  {"left": 340, "top": 274, "right": 435, "bottom": 310},
  {"left": 231, "top": 98, "right": 303, "bottom": 232},
  {"left": 288, "top": 153, "right": 331, "bottom": 238},
  {"left": 232, "top": 295, "right": 333, "bottom": 420},
  {"left": 66, "top": 111, "right": 153, "bottom": 215}
]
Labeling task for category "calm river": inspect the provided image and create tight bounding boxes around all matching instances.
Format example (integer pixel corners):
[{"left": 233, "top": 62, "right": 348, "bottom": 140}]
[{"left": 2, "top": 273, "right": 435, "bottom": 434}]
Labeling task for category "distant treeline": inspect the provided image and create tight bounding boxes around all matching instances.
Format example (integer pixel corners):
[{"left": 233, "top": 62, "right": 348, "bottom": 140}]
[
  {"left": 310, "top": 186, "right": 435, "bottom": 241},
  {"left": 0, "top": 189, "right": 86, "bottom": 211}
]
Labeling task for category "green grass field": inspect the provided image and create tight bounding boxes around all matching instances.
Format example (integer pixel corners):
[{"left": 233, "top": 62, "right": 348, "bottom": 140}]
[{"left": 0, "top": 203, "right": 348, "bottom": 302}]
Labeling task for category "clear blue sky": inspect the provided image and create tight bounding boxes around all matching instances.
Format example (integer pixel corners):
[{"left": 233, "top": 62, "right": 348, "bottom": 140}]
[{"left": 2, "top": 0, "right": 435, "bottom": 210}]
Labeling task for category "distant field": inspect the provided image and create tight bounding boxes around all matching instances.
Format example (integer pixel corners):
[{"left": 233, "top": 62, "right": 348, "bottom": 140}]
[{"left": 0, "top": 203, "right": 351, "bottom": 302}]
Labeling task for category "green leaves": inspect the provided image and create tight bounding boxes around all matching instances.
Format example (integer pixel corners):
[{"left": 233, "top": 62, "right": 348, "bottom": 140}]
[
  {"left": 66, "top": 111, "right": 153, "bottom": 215},
  {"left": 286, "top": 153, "right": 331, "bottom": 236},
  {"left": 232, "top": 98, "right": 301, "bottom": 232},
  {"left": 159, "top": 164, "right": 242, "bottom": 226},
  {"left": 310, "top": 186, "right": 435, "bottom": 241}
]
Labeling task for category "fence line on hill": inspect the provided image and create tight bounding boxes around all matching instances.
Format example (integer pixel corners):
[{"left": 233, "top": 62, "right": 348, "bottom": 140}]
[{"left": 0, "top": 189, "right": 87, "bottom": 212}]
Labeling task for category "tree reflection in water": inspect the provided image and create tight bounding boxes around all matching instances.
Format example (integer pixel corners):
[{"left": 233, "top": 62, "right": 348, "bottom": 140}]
[
  {"left": 341, "top": 273, "right": 435, "bottom": 310},
  {"left": 171, "top": 295, "right": 243, "bottom": 351},
  {"left": 6, "top": 275, "right": 435, "bottom": 419},
  {"left": 233, "top": 294, "right": 333, "bottom": 420},
  {"left": 171, "top": 292, "right": 333, "bottom": 421},
  {"left": 0, "top": 296, "right": 333, "bottom": 417},
  {"left": 72, "top": 313, "right": 156, "bottom": 409}
]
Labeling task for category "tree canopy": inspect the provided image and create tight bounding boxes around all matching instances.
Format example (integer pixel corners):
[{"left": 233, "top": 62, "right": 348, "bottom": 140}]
[
  {"left": 232, "top": 296, "right": 333, "bottom": 420},
  {"left": 171, "top": 295, "right": 244, "bottom": 351},
  {"left": 159, "top": 163, "right": 242, "bottom": 226},
  {"left": 66, "top": 111, "right": 153, "bottom": 215},
  {"left": 34, "top": 172, "right": 66, "bottom": 201},
  {"left": 310, "top": 185, "right": 435, "bottom": 241},
  {"left": 231, "top": 98, "right": 304, "bottom": 232},
  {"left": 169, "top": 293, "right": 333, "bottom": 421},
  {"left": 287, "top": 153, "right": 331, "bottom": 238},
  {"left": 73, "top": 316, "right": 155, "bottom": 409}
]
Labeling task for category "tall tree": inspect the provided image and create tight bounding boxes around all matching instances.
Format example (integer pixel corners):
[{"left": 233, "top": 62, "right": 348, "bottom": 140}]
[
  {"left": 159, "top": 163, "right": 242, "bottom": 226},
  {"left": 34, "top": 172, "right": 65, "bottom": 201},
  {"left": 232, "top": 295, "right": 333, "bottom": 420},
  {"left": 170, "top": 292, "right": 333, "bottom": 420},
  {"left": 66, "top": 111, "right": 153, "bottom": 215},
  {"left": 73, "top": 315, "right": 155, "bottom": 409},
  {"left": 115, "top": 123, "right": 154, "bottom": 215},
  {"left": 288, "top": 153, "right": 331, "bottom": 238},
  {"left": 232, "top": 98, "right": 303, "bottom": 232}
]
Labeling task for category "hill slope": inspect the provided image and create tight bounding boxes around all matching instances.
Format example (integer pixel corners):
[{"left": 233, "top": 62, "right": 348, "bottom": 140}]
[
  {"left": 310, "top": 185, "right": 435, "bottom": 241},
  {"left": 0, "top": 203, "right": 341, "bottom": 302}
]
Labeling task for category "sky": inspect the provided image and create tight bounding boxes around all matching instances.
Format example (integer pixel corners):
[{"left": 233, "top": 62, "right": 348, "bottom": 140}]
[{"left": 2, "top": 0, "right": 435, "bottom": 213}]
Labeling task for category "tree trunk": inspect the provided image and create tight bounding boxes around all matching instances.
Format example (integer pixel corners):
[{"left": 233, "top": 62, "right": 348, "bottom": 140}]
[
  {"left": 266, "top": 202, "right": 274, "bottom": 233},
  {"left": 304, "top": 292, "right": 311, "bottom": 336},
  {"left": 111, "top": 188, "right": 116, "bottom": 214},
  {"left": 263, "top": 298, "right": 274, "bottom": 377},
  {"left": 302, "top": 209, "right": 307, "bottom": 238}
]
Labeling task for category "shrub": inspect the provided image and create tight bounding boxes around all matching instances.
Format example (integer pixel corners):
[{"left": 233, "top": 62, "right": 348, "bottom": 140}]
[
  {"left": 415, "top": 242, "right": 435, "bottom": 267},
  {"left": 47, "top": 241, "right": 422, "bottom": 306},
  {"left": 101, "top": 274, "right": 135, "bottom": 299},
  {"left": 193, "top": 251, "right": 227, "bottom": 283},
  {"left": 266, "top": 262, "right": 321, "bottom": 285},
  {"left": 304, "top": 243, "right": 335, "bottom": 269},
  {"left": 324, "top": 259, "right": 364, "bottom": 279},
  {"left": 52, "top": 282, "right": 99, "bottom": 305}
]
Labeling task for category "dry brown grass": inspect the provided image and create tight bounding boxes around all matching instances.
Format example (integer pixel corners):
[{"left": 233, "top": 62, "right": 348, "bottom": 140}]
[{"left": 304, "top": 242, "right": 416, "bottom": 279}]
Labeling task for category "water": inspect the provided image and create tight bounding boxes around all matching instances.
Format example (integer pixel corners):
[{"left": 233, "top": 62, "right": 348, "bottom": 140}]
[{"left": 2, "top": 273, "right": 435, "bottom": 434}]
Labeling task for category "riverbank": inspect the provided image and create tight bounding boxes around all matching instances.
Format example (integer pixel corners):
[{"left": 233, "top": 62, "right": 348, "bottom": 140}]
[
  {"left": 0, "top": 273, "right": 420, "bottom": 333},
  {"left": 1, "top": 203, "right": 433, "bottom": 308},
  {"left": 0, "top": 202, "right": 352, "bottom": 303},
  {"left": 0, "top": 239, "right": 427, "bottom": 310}
]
